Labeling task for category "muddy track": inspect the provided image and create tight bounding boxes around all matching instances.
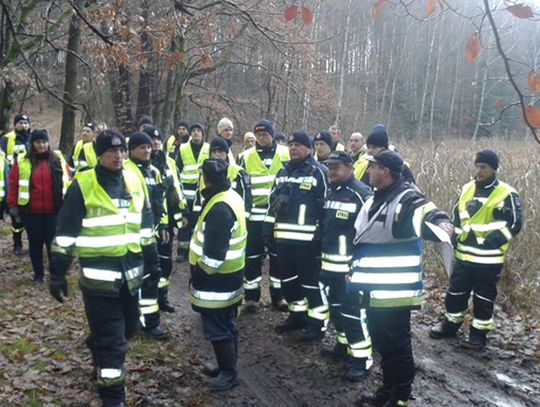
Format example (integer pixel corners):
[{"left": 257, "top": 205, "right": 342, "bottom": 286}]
[{"left": 167, "top": 261, "right": 540, "bottom": 407}]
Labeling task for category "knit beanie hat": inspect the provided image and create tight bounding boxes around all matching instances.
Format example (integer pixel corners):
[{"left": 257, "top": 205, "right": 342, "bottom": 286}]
[
  {"left": 254, "top": 120, "right": 274, "bottom": 137},
  {"left": 137, "top": 115, "right": 154, "bottom": 127},
  {"left": 475, "top": 149, "right": 499, "bottom": 170},
  {"left": 143, "top": 126, "right": 163, "bottom": 141},
  {"left": 177, "top": 120, "right": 190, "bottom": 130},
  {"left": 217, "top": 118, "right": 234, "bottom": 135},
  {"left": 366, "top": 124, "right": 389, "bottom": 148},
  {"left": 94, "top": 130, "right": 126, "bottom": 156},
  {"left": 314, "top": 131, "right": 332, "bottom": 148},
  {"left": 202, "top": 158, "right": 228, "bottom": 185},
  {"left": 14, "top": 113, "right": 30, "bottom": 125},
  {"left": 128, "top": 132, "right": 152, "bottom": 151},
  {"left": 274, "top": 132, "right": 287, "bottom": 143},
  {"left": 190, "top": 123, "right": 204, "bottom": 134},
  {"left": 83, "top": 122, "right": 96, "bottom": 131},
  {"left": 210, "top": 137, "right": 229, "bottom": 154},
  {"left": 29, "top": 129, "right": 49, "bottom": 143},
  {"left": 288, "top": 130, "right": 312, "bottom": 148}
]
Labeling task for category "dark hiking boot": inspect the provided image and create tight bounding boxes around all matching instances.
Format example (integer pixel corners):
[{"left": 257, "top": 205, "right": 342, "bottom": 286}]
[
  {"left": 272, "top": 299, "right": 289, "bottom": 312},
  {"left": 295, "top": 324, "right": 324, "bottom": 343},
  {"left": 275, "top": 314, "right": 306, "bottom": 334},
  {"left": 143, "top": 326, "right": 170, "bottom": 340},
  {"left": 356, "top": 387, "right": 393, "bottom": 407},
  {"left": 13, "top": 245, "right": 24, "bottom": 256},
  {"left": 320, "top": 342, "right": 348, "bottom": 360},
  {"left": 429, "top": 320, "right": 460, "bottom": 339},
  {"left": 344, "top": 358, "right": 370, "bottom": 383},
  {"left": 243, "top": 300, "right": 259, "bottom": 314}
]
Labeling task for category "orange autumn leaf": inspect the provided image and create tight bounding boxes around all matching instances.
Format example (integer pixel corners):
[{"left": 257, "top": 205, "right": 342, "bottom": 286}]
[
  {"left": 425, "top": 0, "right": 436, "bottom": 17},
  {"left": 524, "top": 104, "right": 540, "bottom": 127},
  {"left": 465, "top": 32, "right": 481, "bottom": 63},
  {"left": 507, "top": 4, "right": 534, "bottom": 19},
  {"left": 284, "top": 6, "right": 298, "bottom": 22},
  {"left": 372, "top": 0, "right": 386, "bottom": 22},
  {"left": 301, "top": 7, "right": 313, "bottom": 25},
  {"left": 528, "top": 70, "right": 540, "bottom": 93},
  {"left": 201, "top": 52, "right": 213, "bottom": 69},
  {"left": 495, "top": 99, "right": 503, "bottom": 109}
]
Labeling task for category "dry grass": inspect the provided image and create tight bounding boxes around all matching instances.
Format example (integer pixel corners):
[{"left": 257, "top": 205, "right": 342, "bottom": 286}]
[{"left": 396, "top": 138, "right": 540, "bottom": 316}]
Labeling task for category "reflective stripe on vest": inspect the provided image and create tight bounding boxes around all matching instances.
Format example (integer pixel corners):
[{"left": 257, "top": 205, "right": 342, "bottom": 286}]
[
  {"left": 188, "top": 188, "right": 247, "bottom": 274},
  {"left": 188, "top": 286, "right": 243, "bottom": 309},
  {"left": 0, "top": 152, "right": 4, "bottom": 199},
  {"left": 73, "top": 140, "right": 97, "bottom": 173},
  {"left": 456, "top": 180, "right": 515, "bottom": 264},
  {"left": 5, "top": 132, "right": 26, "bottom": 165},
  {"left": 351, "top": 187, "right": 424, "bottom": 309},
  {"left": 353, "top": 156, "right": 369, "bottom": 181},
  {"left": 75, "top": 169, "right": 145, "bottom": 258},
  {"left": 243, "top": 144, "right": 289, "bottom": 208},
  {"left": 179, "top": 142, "right": 210, "bottom": 185}
]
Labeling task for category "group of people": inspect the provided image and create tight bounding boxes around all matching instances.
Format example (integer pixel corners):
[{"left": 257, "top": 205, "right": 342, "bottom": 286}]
[{"left": 0, "top": 112, "right": 523, "bottom": 407}]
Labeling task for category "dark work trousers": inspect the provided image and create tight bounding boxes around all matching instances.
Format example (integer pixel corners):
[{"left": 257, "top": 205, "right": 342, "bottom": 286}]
[
  {"left": 367, "top": 308, "right": 414, "bottom": 401},
  {"left": 201, "top": 307, "right": 238, "bottom": 342},
  {"left": 277, "top": 242, "right": 326, "bottom": 329},
  {"left": 244, "top": 219, "right": 283, "bottom": 302},
  {"left": 10, "top": 214, "right": 25, "bottom": 248},
  {"left": 21, "top": 213, "right": 57, "bottom": 279},
  {"left": 157, "top": 227, "right": 174, "bottom": 303},
  {"left": 445, "top": 259, "right": 503, "bottom": 337},
  {"left": 320, "top": 274, "right": 347, "bottom": 333},
  {"left": 177, "top": 197, "right": 195, "bottom": 259},
  {"left": 340, "top": 287, "right": 372, "bottom": 366},
  {"left": 139, "top": 262, "right": 162, "bottom": 331},
  {"left": 83, "top": 283, "right": 139, "bottom": 406}
]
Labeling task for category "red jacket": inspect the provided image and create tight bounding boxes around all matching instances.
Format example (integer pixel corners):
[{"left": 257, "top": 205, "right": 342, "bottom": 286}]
[{"left": 8, "top": 158, "right": 56, "bottom": 214}]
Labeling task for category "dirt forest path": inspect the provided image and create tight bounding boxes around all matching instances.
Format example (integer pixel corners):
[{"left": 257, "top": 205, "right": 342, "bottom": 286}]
[{"left": 168, "top": 260, "right": 540, "bottom": 407}]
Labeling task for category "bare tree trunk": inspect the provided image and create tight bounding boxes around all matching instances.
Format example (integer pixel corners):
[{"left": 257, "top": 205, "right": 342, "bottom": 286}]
[
  {"left": 59, "top": 1, "right": 83, "bottom": 153},
  {"left": 335, "top": 0, "right": 352, "bottom": 126},
  {"left": 429, "top": 13, "right": 445, "bottom": 141},
  {"left": 135, "top": 0, "right": 154, "bottom": 120},
  {"left": 416, "top": 22, "right": 437, "bottom": 138},
  {"left": 110, "top": 65, "right": 134, "bottom": 135}
]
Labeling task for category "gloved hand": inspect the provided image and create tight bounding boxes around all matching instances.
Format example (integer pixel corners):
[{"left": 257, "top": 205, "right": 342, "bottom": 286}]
[
  {"left": 9, "top": 207, "right": 21, "bottom": 222},
  {"left": 49, "top": 276, "right": 68, "bottom": 303},
  {"left": 483, "top": 230, "right": 507, "bottom": 249}
]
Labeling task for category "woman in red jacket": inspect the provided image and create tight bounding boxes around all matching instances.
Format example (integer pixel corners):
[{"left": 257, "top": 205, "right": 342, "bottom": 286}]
[{"left": 7, "top": 129, "right": 69, "bottom": 284}]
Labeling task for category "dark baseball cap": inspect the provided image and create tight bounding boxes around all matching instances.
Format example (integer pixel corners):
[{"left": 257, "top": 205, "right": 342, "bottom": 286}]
[
  {"left": 325, "top": 151, "right": 353, "bottom": 165},
  {"left": 365, "top": 150, "right": 403, "bottom": 173}
]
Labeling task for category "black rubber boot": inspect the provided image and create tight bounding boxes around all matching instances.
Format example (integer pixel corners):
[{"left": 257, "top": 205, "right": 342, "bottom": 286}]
[
  {"left": 12, "top": 232, "right": 23, "bottom": 256},
  {"left": 210, "top": 340, "right": 239, "bottom": 391},
  {"left": 296, "top": 323, "right": 324, "bottom": 343},
  {"left": 429, "top": 319, "right": 460, "bottom": 339},
  {"left": 143, "top": 326, "right": 170, "bottom": 340},
  {"left": 275, "top": 313, "right": 307, "bottom": 334},
  {"left": 202, "top": 362, "right": 219, "bottom": 377},
  {"left": 344, "top": 358, "right": 369, "bottom": 383},
  {"left": 461, "top": 327, "right": 487, "bottom": 350},
  {"left": 320, "top": 342, "right": 348, "bottom": 360},
  {"left": 357, "top": 386, "right": 393, "bottom": 407},
  {"left": 158, "top": 287, "right": 175, "bottom": 313},
  {"left": 270, "top": 289, "right": 289, "bottom": 312}
]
